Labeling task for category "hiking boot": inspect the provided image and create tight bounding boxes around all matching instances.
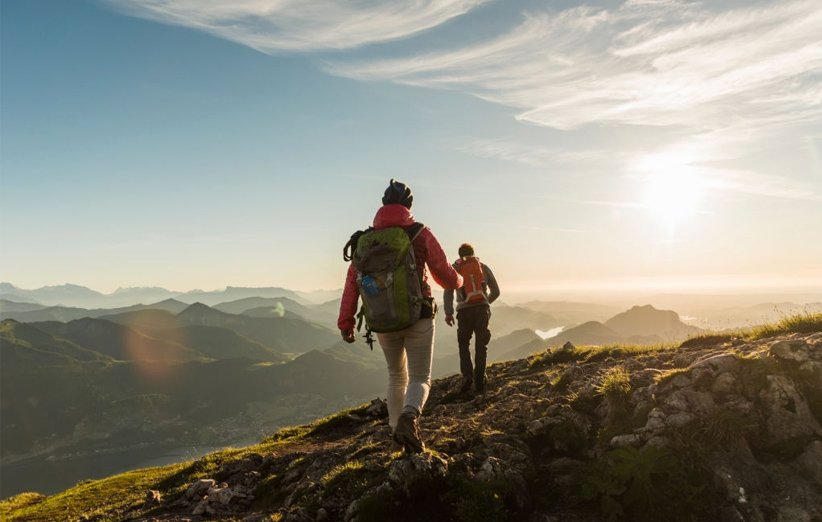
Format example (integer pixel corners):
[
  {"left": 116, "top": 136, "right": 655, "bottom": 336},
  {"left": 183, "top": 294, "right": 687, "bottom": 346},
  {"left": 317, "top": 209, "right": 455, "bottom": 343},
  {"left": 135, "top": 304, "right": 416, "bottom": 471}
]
[
  {"left": 388, "top": 436, "right": 403, "bottom": 453},
  {"left": 393, "top": 412, "right": 425, "bottom": 454},
  {"left": 459, "top": 376, "right": 473, "bottom": 393}
]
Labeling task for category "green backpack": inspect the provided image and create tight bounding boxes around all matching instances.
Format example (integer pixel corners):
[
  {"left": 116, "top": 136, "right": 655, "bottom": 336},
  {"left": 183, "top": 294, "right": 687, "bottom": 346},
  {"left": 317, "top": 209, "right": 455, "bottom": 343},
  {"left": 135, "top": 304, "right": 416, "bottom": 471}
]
[{"left": 346, "top": 223, "right": 426, "bottom": 335}]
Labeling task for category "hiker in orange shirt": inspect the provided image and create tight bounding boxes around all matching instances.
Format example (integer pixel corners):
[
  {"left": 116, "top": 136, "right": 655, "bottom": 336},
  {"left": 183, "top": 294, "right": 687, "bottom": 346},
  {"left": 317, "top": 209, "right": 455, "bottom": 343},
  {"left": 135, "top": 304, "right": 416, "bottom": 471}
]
[{"left": 444, "top": 243, "right": 500, "bottom": 394}]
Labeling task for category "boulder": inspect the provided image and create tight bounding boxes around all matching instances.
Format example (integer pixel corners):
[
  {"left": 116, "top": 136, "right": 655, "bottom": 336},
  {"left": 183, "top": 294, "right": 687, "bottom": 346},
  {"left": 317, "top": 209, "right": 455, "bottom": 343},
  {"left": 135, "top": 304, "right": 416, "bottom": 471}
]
[
  {"left": 185, "top": 478, "right": 216, "bottom": 500},
  {"left": 759, "top": 375, "right": 822, "bottom": 447},
  {"left": 609, "top": 434, "right": 641, "bottom": 448},
  {"left": 365, "top": 398, "right": 388, "bottom": 418},
  {"left": 142, "top": 489, "right": 161, "bottom": 509},
  {"left": 769, "top": 340, "right": 812, "bottom": 364},
  {"left": 712, "top": 372, "right": 739, "bottom": 394},
  {"left": 388, "top": 453, "right": 448, "bottom": 495},
  {"left": 796, "top": 440, "right": 822, "bottom": 487}
]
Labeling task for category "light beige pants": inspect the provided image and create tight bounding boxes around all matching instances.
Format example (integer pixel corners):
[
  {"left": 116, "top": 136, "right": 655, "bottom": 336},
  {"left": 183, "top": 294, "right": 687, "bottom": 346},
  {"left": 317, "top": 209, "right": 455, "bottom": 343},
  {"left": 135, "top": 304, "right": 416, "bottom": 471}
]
[{"left": 377, "top": 318, "right": 435, "bottom": 428}]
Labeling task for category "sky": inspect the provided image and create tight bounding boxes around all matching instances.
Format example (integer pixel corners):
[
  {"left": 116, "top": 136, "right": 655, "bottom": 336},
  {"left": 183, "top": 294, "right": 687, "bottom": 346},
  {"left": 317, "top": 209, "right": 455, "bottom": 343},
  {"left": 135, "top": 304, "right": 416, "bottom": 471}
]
[{"left": 1, "top": 0, "right": 821, "bottom": 298}]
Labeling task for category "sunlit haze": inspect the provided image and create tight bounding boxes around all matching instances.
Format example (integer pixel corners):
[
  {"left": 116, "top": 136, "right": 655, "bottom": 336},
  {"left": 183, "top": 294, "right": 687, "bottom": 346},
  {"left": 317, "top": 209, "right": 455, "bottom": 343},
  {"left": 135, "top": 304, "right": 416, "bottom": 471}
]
[{"left": 2, "top": 0, "right": 821, "bottom": 299}]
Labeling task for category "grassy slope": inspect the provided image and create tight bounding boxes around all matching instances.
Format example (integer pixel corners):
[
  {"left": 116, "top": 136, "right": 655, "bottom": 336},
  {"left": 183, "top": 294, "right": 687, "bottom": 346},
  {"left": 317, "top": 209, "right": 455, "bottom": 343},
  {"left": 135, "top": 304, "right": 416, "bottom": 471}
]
[
  {"left": 3, "top": 313, "right": 820, "bottom": 521},
  {"left": 1, "top": 413, "right": 344, "bottom": 521}
]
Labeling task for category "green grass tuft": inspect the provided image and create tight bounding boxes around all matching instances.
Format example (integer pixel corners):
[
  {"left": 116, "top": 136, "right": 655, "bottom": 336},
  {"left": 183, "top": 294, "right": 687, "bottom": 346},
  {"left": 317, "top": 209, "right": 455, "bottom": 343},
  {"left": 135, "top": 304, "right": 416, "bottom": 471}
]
[
  {"left": 596, "top": 366, "right": 631, "bottom": 399},
  {"left": 748, "top": 312, "right": 822, "bottom": 339}
]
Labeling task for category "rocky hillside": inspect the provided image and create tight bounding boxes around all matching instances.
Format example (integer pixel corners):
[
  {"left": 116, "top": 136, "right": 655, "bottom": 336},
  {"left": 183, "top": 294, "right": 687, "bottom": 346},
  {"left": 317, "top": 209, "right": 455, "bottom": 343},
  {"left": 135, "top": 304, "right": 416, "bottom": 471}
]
[{"left": 3, "top": 316, "right": 821, "bottom": 522}]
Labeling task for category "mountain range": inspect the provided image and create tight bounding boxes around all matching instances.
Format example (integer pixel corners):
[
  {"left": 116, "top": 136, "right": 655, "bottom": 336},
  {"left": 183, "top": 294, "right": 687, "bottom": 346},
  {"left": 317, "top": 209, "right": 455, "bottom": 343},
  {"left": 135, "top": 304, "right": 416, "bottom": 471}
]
[
  {"left": 0, "top": 301, "right": 359, "bottom": 472},
  {"left": 0, "top": 286, "right": 765, "bottom": 500},
  {"left": 0, "top": 283, "right": 334, "bottom": 310},
  {"left": 490, "top": 304, "right": 701, "bottom": 363}
]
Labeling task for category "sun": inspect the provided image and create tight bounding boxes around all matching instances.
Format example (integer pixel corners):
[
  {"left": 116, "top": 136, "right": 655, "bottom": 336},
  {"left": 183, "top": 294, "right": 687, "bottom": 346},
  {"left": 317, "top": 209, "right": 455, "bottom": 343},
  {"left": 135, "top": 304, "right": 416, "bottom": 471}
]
[{"left": 637, "top": 152, "right": 702, "bottom": 225}]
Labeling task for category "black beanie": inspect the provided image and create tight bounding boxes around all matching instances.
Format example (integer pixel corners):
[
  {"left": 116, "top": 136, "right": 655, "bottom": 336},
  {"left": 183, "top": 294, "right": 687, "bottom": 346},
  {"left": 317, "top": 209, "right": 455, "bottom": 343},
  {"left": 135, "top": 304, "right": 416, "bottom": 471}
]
[{"left": 382, "top": 179, "right": 413, "bottom": 208}]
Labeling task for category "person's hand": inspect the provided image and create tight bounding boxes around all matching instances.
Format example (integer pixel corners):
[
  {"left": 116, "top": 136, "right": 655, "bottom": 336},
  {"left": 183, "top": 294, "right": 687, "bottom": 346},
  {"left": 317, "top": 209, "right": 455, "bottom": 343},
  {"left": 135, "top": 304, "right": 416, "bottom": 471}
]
[
  {"left": 445, "top": 315, "right": 455, "bottom": 327},
  {"left": 341, "top": 329, "right": 356, "bottom": 343}
]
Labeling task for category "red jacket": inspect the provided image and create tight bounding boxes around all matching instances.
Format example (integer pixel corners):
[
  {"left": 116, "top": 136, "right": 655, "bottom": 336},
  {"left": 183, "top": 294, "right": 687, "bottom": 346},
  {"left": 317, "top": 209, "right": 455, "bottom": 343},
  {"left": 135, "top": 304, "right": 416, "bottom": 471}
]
[{"left": 338, "top": 204, "right": 463, "bottom": 333}]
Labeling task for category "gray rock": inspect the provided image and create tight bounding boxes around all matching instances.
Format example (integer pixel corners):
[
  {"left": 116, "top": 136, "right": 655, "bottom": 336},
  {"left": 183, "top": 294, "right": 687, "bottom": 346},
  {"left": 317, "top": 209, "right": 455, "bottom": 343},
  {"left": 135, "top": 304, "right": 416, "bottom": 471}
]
[
  {"left": 692, "top": 353, "right": 740, "bottom": 373},
  {"left": 796, "top": 440, "right": 822, "bottom": 487},
  {"left": 643, "top": 408, "right": 667, "bottom": 432},
  {"left": 284, "top": 481, "right": 317, "bottom": 508},
  {"left": 191, "top": 496, "right": 210, "bottom": 516},
  {"left": 207, "top": 484, "right": 236, "bottom": 505},
  {"left": 527, "top": 416, "right": 562, "bottom": 436},
  {"left": 798, "top": 361, "right": 822, "bottom": 387},
  {"left": 475, "top": 456, "right": 529, "bottom": 510},
  {"left": 143, "top": 489, "right": 161, "bottom": 509},
  {"left": 185, "top": 478, "right": 216, "bottom": 500},
  {"left": 663, "top": 390, "right": 690, "bottom": 412},
  {"left": 712, "top": 372, "right": 739, "bottom": 394},
  {"left": 682, "top": 390, "right": 717, "bottom": 415},
  {"left": 476, "top": 456, "right": 506, "bottom": 481},
  {"left": 388, "top": 453, "right": 448, "bottom": 494},
  {"left": 316, "top": 507, "right": 328, "bottom": 521},
  {"left": 644, "top": 436, "right": 670, "bottom": 448},
  {"left": 760, "top": 375, "right": 822, "bottom": 446},
  {"left": 610, "top": 434, "right": 641, "bottom": 448},
  {"left": 666, "top": 412, "right": 696, "bottom": 428},
  {"left": 663, "top": 373, "right": 693, "bottom": 390},
  {"left": 662, "top": 388, "right": 716, "bottom": 415},
  {"left": 365, "top": 398, "right": 388, "bottom": 418},
  {"left": 770, "top": 340, "right": 812, "bottom": 363}
]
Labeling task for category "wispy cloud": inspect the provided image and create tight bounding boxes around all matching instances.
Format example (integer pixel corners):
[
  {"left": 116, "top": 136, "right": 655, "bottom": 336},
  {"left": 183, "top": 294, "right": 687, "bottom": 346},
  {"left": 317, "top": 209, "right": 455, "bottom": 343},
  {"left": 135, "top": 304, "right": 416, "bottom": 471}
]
[
  {"left": 702, "top": 168, "right": 822, "bottom": 201},
  {"left": 329, "top": 1, "right": 822, "bottom": 130},
  {"left": 448, "top": 138, "right": 557, "bottom": 167},
  {"left": 108, "top": 0, "right": 821, "bottom": 202},
  {"left": 447, "top": 137, "right": 623, "bottom": 167},
  {"left": 104, "top": 0, "right": 487, "bottom": 51}
]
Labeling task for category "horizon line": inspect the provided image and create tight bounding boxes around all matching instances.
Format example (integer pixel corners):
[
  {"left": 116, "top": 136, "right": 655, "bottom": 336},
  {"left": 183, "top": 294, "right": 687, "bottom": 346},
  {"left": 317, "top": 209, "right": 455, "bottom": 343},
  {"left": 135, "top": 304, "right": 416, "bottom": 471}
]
[{"left": 4, "top": 278, "right": 822, "bottom": 298}]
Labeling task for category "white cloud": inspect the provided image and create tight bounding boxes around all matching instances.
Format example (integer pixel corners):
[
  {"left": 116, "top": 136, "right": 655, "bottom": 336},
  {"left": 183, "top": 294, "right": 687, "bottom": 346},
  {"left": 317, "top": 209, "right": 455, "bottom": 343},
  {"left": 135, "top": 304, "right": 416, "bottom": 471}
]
[
  {"left": 330, "top": 1, "right": 822, "bottom": 130},
  {"left": 108, "top": 0, "right": 822, "bottom": 202},
  {"left": 104, "top": 0, "right": 487, "bottom": 51}
]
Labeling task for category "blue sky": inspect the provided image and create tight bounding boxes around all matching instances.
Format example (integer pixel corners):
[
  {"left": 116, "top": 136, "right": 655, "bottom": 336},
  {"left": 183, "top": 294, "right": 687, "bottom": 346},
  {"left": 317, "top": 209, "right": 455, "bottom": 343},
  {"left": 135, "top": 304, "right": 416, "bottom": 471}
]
[{"left": 2, "top": 0, "right": 821, "bottom": 297}]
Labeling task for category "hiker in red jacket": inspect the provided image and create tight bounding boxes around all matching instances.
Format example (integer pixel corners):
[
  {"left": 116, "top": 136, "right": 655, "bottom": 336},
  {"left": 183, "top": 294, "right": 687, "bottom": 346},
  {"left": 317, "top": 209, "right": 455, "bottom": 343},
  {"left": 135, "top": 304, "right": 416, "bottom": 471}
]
[
  {"left": 444, "top": 243, "right": 500, "bottom": 394},
  {"left": 338, "top": 180, "right": 463, "bottom": 453}
]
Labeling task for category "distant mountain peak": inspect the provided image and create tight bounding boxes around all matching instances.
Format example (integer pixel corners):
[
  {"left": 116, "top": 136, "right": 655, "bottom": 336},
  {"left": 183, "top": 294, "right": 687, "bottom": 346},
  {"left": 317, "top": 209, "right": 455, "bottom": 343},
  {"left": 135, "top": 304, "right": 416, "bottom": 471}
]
[
  {"left": 113, "top": 286, "right": 173, "bottom": 294},
  {"left": 179, "top": 302, "right": 216, "bottom": 313},
  {"left": 604, "top": 304, "right": 699, "bottom": 340}
]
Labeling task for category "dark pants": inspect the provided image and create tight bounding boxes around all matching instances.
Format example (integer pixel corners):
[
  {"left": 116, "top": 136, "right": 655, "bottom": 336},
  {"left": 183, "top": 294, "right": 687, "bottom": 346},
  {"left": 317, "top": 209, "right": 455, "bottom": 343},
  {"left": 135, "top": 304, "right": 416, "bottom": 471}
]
[{"left": 457, "top": 305, "right": 491, "bottom": 385}]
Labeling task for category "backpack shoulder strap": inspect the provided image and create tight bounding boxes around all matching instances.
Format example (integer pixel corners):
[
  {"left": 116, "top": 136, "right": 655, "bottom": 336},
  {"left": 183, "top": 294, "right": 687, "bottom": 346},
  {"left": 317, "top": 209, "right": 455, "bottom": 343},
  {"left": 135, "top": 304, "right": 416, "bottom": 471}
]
[{"left": 405, "top": 222, "right": 425, "bottom": 242}]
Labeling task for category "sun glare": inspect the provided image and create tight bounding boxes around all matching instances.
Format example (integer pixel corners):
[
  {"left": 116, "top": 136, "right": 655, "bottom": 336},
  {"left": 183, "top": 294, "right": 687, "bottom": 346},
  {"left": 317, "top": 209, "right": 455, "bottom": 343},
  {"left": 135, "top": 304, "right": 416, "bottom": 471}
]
[{"left": 637, "top": 152, "right": 702, "bottom": 227}]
